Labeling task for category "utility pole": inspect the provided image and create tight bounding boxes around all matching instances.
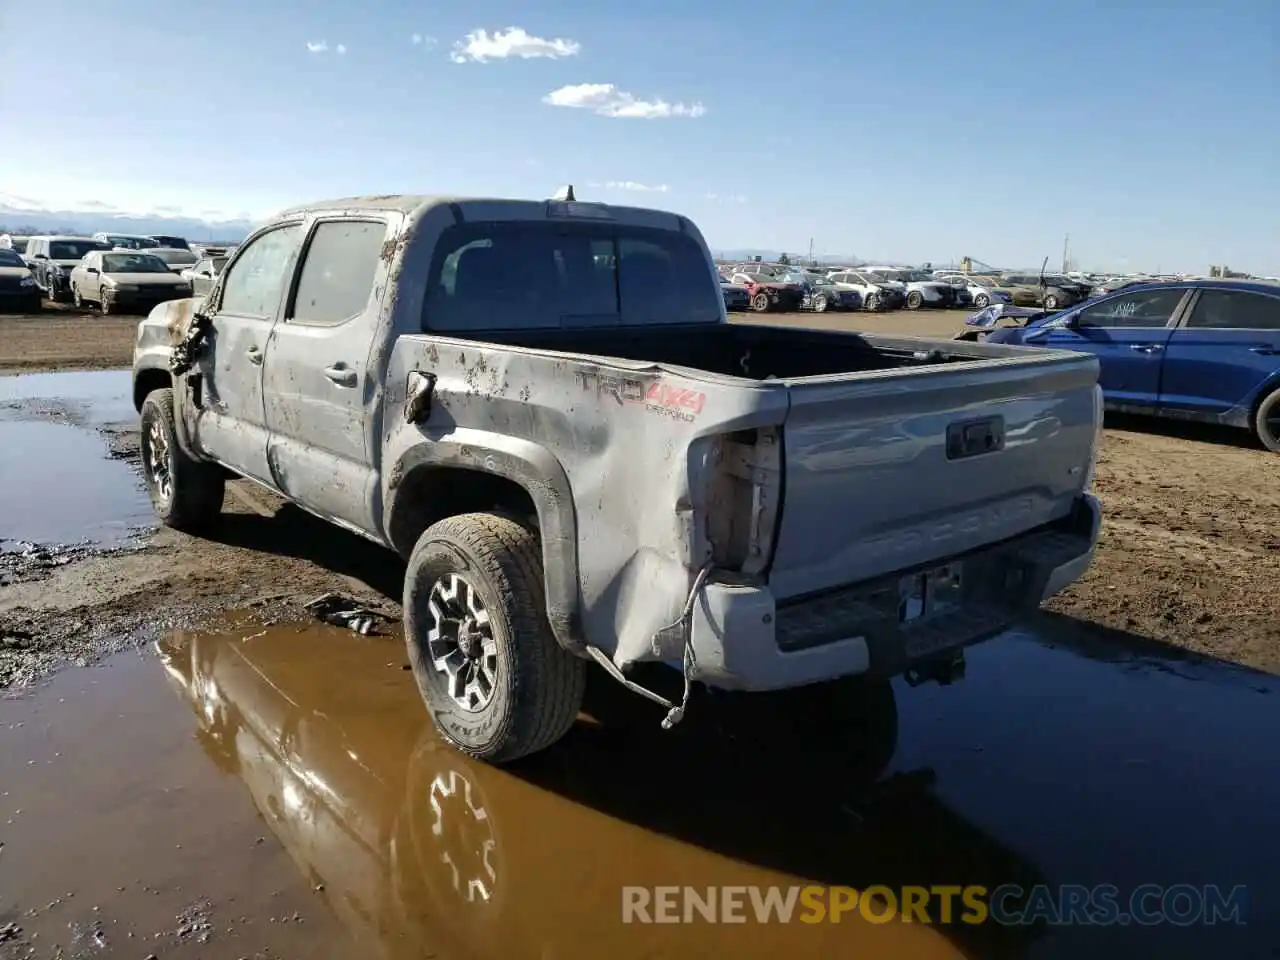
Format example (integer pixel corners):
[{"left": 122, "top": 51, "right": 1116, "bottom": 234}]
[
  {"left": 808, "top": 237, "right": 815, "bottom": 265},
  {"left": 1062, "top": 233, "right": 1070, "bottom": 274}
]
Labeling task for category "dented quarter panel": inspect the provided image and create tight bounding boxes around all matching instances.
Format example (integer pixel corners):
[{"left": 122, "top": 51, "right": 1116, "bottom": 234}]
[{"left": 380, "top": 332, "right": 790, "bottom": 663}]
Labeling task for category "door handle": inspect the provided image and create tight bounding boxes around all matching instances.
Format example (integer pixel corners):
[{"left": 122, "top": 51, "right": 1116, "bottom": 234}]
[
  {"left": 1249, "top": 345, "right": 1279, "bottom": 356},
  {"left": 246, "top": 345, "right": 263, "bottom": 365},
  {"left": 1129, "top": 344, "right": 1162, "bottom": 353},
  {"left": 324, "top": 364, "right": 357, "bottom": 387}
]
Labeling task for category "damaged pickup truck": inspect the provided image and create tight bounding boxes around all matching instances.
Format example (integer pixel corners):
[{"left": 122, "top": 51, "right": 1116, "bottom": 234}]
[{"left": 132, "top": 190, "right": 1104, "bottom": 764}]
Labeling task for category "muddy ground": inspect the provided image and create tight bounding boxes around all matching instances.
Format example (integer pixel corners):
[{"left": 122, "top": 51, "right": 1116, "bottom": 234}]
[
  {"left": 2, "top": 308, "right": 1279, "bottom": 959},
  {"left": 1, "top": 307, "right": 1276, "bottom": 686}
]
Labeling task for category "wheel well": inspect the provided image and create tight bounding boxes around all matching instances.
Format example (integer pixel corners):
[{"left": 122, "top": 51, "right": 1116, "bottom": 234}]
[
  {"left": 1248, "top": 378, "right": 1280, "bottom": 426},
  {"left": 388, "top": 467, "right": 539, "bottom": 559},
  {"left": 134, "top": 368, "right": 172, "bottom": 411}
]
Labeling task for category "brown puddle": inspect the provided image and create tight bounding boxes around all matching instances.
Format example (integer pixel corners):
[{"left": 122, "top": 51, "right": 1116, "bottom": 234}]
[{"left": 4, "top": 611, "right": 1278, "bottom": 958}]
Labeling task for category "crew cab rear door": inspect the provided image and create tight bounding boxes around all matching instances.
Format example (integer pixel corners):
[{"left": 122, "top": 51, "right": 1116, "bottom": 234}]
[{"left": 260, "top": 216, "right": 393, "bottom": 537}]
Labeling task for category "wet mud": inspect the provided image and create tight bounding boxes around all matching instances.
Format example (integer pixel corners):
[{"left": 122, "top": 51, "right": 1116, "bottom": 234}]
[{"left": 5, "top": 614, "right": 1278, "bottom": 959}]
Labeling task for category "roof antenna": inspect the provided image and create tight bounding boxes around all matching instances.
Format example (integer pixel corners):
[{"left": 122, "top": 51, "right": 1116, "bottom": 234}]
[{"left": 551, "top": 184, "right": 576, "bottom": 202}]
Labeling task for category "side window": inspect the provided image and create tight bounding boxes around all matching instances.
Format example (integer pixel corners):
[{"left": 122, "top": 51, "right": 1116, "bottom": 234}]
[
  {"left": 1184, "top": 290, "right": 1280, "bottom": 331},
  {"left": 289, "top": 220, "right": 388, "bottom": 325},
  {"left": 1077, "top": 288, "right": 1185, "bottom": 329},
  {"left": 218, "top": 224, "right": 303, "bottom": 317}
]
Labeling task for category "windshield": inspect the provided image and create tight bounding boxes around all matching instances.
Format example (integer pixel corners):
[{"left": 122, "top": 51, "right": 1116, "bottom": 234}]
[
  {"left": 867, "top": 269, "right": 902, "bottom": 282},
  {"left": 151, "top": 236, "right": 189, "bottom": 249},
  {"left": 50, "top": 240, "right": 106, "bottom": 259},
  {"left": 901, "top": 270, "right": 932, "bottom": 282},
  {"left": 9, "top": 238, "right": 29, "bottom": 254},
  {"left": 426, "top": 222, "right": 723, "bottom": 331},
  {"left": 102, "top": 253, "right": 174, "bottom": 273},
  {"left": 105, "top": 235, "right": 159, "bottom": 249},
  {"left": 0, "top": 249, "right": 26, "bottom": 267},
  {"left": 149, "top": 248, "right": 197, "bottom": 265}
]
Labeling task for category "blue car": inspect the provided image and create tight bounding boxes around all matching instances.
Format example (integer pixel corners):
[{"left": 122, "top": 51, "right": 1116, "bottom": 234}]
[{"left": 983, "top": 279, "right": 1280, "bottom": 451}]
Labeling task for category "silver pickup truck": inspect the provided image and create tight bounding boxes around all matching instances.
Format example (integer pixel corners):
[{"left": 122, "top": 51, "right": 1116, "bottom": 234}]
[{"left": 132, "top": 191, "right": 1103, "bottom": 764}]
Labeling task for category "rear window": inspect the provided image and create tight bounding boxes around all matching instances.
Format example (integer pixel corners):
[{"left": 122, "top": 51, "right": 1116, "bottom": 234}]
[
  {"left": 50, "top": 240, "right": 106, "bottom": 259},
  {"left": 422, "top": 222, "right": 722, "bottom": 332},
  {"left": 0, "top": 249, "right": 25, "bottom": 267}
]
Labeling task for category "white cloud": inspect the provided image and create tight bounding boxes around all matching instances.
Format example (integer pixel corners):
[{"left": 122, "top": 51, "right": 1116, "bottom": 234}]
[
  {"left": 451, "top": 26, "right": 580, "bottom": 64},
  {"left": 305, "top": 40, "right": 328, "bottom": 53},
  {"left": 541, "top": 83, "right": 705, "bottom": 119},
  {"left": 336, "top": 43, "right": 347, "bottom": 54},
  {"left": 705, "top": 192, "right": 747, "bottom": 203},
  {"left": 603, "top": 181, "right": 670, "bottom": 193}
]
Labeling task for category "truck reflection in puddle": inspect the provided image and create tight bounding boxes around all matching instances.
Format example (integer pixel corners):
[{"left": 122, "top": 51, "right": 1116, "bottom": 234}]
[{"left": 155, "top": 619, "right": 1047, "bottom": 960}]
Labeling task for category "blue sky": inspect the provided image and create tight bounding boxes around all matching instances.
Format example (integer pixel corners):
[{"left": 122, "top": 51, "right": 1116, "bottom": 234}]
[{"left": 1, "top": 0, "right": 1276, "bottom": 273}]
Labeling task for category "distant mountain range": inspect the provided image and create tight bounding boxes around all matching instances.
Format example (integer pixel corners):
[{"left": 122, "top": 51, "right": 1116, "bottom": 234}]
[{"left": 0, "top": 195, "right": 256, "bottom": 243}]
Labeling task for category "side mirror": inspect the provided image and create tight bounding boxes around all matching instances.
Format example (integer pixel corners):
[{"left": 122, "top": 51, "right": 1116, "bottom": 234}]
[
  {"left": 86, "top": 267, "right": 99, "bottom": 275},
  {"left": 33, "top": 253, "right": 47, "bottom": 260}
]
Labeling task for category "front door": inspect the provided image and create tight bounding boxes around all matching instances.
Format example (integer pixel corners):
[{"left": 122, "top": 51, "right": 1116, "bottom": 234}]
[
  {"left": 261, "top": 217, "right": 392, "bottom": 537},
  {"left": 1035, "top": 287, "right": 1191, "bottom": 408},
  {"left": 1159, "top": 287, "right": 1280, "bottom": 420},
  {"left": 191, "top": 222, "right": 305, "bottom": 486}
]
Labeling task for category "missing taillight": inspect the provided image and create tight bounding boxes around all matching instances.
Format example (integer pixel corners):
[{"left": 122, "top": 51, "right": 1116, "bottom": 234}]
[{"left": 706, "top": 427, "right": 782, "bottom": 574}]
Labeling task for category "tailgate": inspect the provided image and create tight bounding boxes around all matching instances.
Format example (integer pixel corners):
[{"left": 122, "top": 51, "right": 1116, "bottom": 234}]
[{"left": 768, "top": 353, "right": 1099, "bottom": 600}]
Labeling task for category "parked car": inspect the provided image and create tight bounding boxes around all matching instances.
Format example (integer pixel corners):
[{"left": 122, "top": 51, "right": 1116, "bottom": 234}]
[
  {"left": 1092, "top": 277, "right": 1153, "bottom": 297},
  {"left": 70, "top": 250, "right": 193, "bottom": 314},
  {"left": 985, "top": 280, "right": 1280, "bottom": 451},
  {"left": 936, "top": 274, "right": 1012, "bottom": 309},
  {"left": 0, "top": 246, "right": 41, "bottom": 312},
  {"left": 826, "top": 269, "right": 901, "bottom": 311},
  {"left": 147, "top": 246, "right": 199, "bottom": 275},
  {"left": 0, "top": 234, "right": 32, "bottom": 255},
  {"left": 801, "top": 272, "right": 861, "bottom": 312},
  {"left": 181, "top": 255, "right": 228, "bottom": 297},
  {"left": 992, "top": 273, "right": 1087, "bottom": 312},
  {"left": 133, "top": 191, "right": 1102, "bottom": 765},
  {"left": 92, "top": 232, "right": 160, "bottom": 250},
  {"left": 1043, "top": 274, "right": 1094, "bottom": 301},
  {"left": 729, "top": 265, "right": 806, "bottom": 312},
  {"left": 191, "top": 243, "right": 238, "bottom": 259},
  {"left": 25, "top": 235, "right": 110, "bottom": 302},
  {"left": 149, "top": 234, "right": 191, "bottom": 251},
  {"left": 860, "top": 267, "right": 966, "bottom": 310}
]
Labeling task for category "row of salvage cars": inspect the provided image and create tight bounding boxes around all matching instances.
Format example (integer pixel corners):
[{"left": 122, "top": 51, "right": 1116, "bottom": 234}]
[
  {"left": 0, "top": 231, "right": 233, "bottom": 314},
  {"left": 717, "top": 261, "right": 1010, "bottom": 314}
]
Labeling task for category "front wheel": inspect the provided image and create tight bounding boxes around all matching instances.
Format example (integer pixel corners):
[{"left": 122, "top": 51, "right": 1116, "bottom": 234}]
[
  {"left": 906, "top": 290, "right": 923, "bottom": 310},
  {"left": 404, "top": 513, "right": 586, "bottom": 764},
  {"left": 72, "top": 285, "right": 84, "bottom": 309},
  {"left": 139, "top": 388, "right": 226, "bottom": 531},
  {"left": 749, "top": 291, "right": 770, "bottom": 312},
  {"left": 1043, "top": 294, "right": 1060, "bottom": 311},
  {"left": 974, "top": 293, "right": 990, "bottom": 308},
  {"left": 864, "top": 292, "right": 880, "bottom": 312},
  {"left": 811, "top": 294, "right": 828, "bottom": 313},
  {"left": 1254, "top": 388, "right": 1280, "bottom": 452}
]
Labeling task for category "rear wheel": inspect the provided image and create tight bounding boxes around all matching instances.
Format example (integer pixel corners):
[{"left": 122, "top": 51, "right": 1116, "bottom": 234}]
[
  {"left": 750, "top": 291, "right": 770, "bottom": 312},
  {"left": 1043, "top": 293, "right": 1060, "bottom": 311},
  {"left": 1254, "top": 388, "right": 1280, "bottom": 452},
  {"left": 864, "top": 292, "right": 880, "bottom": 312},
  {"left": 139, "top": 388, "right": 226, "bottom": 531},
  {"left": 812, "top": 294, "right": 828, "bottom": 313},
  {"left": 906, "top": 290, "right": 923, "bottom": 310},
  {"left": 403, "top": 513, "right": 586, "bottom": 763},
  {"left": 72, "top": 285, "right": 84, "bottom": 309},
  {"left": 974, "top": 293, "right": 990, "bottom": 308}
]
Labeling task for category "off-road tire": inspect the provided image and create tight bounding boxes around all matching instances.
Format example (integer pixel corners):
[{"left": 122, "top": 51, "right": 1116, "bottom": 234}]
[
  {"left": 139, "top": 387, "right": 225, "bottom": 532},
  {"left": 974, "top": 293, "right": 990, "bottom": 308},
  {"left": 750, "top": 291, "right": 771, "bottom": 313},
  {"left": 404, "top": 512, "right": 586, "bottom": 764},
  {"left": 906, "top": 290, "right": 924, "bottom": 310},
  {"left": 1253, "top": 387, "right": 1280, "bottom": 452}
]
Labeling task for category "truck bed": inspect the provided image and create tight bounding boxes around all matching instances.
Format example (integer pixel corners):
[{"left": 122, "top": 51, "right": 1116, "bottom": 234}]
[{"left": 461, "top": 322, "right": 1006, "bottom": 381}]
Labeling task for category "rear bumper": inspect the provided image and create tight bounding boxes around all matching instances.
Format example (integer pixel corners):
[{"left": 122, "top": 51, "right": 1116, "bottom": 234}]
[{"left": 689, "top": 493, "right": 1101, "bottom": 691}]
